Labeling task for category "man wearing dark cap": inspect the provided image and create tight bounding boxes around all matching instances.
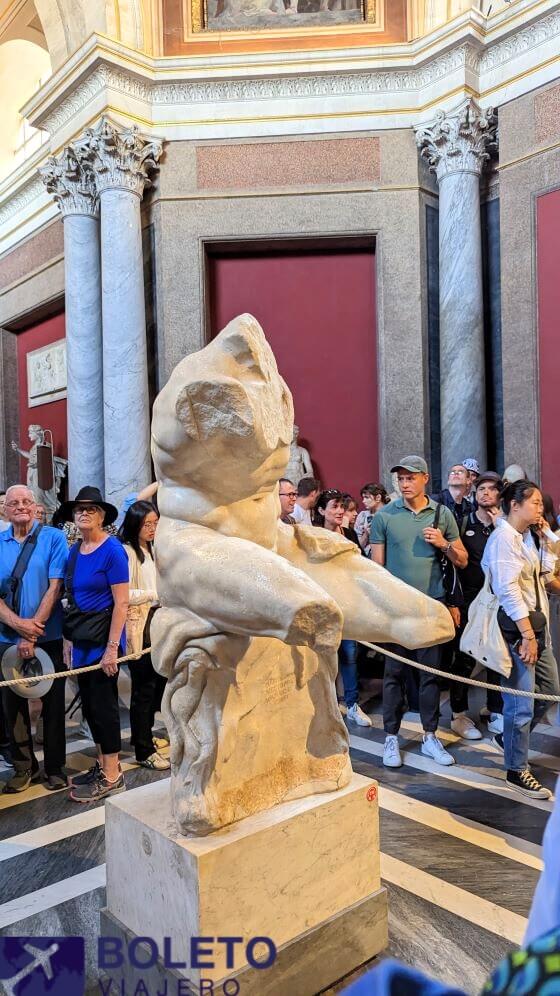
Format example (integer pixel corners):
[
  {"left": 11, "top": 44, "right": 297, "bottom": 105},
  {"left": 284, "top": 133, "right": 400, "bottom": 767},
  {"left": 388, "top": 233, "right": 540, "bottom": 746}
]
[
  {"left": 370, "top": 456, "right": 468, "bottom": 768},
  {"left": 449, "top": 471, "right": 504, "bottom": 740}
]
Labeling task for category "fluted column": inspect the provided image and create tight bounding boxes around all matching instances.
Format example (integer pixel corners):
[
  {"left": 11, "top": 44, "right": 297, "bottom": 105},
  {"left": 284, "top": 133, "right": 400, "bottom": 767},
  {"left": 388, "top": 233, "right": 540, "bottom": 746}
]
[
  {"left": 78, "top": 119, "right": 162, "bottom": 509},
  {"left": 39, "top": 149, "right": 104, "bottom": 495},
  {"left": 416, "top": 99, "right": 497, "bottom": 473}
]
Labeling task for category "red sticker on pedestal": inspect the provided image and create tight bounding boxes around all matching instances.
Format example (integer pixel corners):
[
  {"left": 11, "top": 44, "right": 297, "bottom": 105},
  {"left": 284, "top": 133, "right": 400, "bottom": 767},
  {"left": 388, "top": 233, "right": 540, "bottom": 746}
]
[{"left": 366, "top": 785, "right": 377, "bottom": 802}]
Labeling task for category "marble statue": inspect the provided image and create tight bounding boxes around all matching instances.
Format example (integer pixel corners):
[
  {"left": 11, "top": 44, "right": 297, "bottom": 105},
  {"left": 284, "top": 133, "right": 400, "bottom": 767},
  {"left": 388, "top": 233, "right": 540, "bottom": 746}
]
[
  {"left": 285, "top": 423, "right": 314, "bottom": 486},
  {"left": 11, "top": 424, "right": 67, "bottom": 516},
  {"left": 151, "top": 314, "right": 454, "bottom": 837}
]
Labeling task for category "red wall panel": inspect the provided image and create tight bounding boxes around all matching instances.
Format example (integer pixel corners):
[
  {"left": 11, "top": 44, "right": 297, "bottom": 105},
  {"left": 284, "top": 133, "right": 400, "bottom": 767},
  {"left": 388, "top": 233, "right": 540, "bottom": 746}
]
[
  {"left": 537, "top": 189, "right": 560, "bottom": 502},
  {"left": 209, "top": 247, "right": 378, "bottom": 501},
  {"left": 16, "top": 313, "right": 67, "bottom": 481}
]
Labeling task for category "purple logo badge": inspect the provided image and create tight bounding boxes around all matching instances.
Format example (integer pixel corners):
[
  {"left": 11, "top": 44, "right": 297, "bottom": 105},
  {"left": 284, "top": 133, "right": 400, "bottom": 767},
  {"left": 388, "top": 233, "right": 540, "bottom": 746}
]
[{"left": 0, "top": 937, "right": 85, "bottom": 995}]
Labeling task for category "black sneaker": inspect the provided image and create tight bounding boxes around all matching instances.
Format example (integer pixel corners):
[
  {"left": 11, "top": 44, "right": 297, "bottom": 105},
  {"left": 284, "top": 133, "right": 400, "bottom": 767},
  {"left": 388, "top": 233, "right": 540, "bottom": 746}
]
[
  {"left": 70, "top": 771, "right": 126, "bottom": 803},
  {"left": 492, "top": 733, "right": 504, "bottom": 752},
  {"left": 2, "top": 768, "right": 41, "bottom": 794},
  {"left": 45, "top": 772, "right": 68, "bottom": 791},
  {"left": 70, "top": 760, "right": 101, "bottom": 786},
  {"left": 506, "top": 769, "right": 552, "bottom": 799}
]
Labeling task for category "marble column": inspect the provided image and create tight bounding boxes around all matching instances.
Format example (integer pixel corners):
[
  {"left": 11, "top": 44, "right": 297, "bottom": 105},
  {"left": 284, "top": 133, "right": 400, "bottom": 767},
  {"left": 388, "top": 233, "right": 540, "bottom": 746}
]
[
  {"left": 39, "top": 149, "right": 104, "bottom": 495},
  {"left": 79, "top": 119, "right": 162, "bottom": 509},
  {"left": 416, "top": 99, "right": 497, "bottom": 474}
]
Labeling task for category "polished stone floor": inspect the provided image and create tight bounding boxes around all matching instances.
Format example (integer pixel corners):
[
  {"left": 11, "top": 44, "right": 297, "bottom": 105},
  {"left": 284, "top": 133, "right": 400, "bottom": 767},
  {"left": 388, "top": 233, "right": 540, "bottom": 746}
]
[{"left": 0, "top": 674, "right": 554, "bottom": 995}]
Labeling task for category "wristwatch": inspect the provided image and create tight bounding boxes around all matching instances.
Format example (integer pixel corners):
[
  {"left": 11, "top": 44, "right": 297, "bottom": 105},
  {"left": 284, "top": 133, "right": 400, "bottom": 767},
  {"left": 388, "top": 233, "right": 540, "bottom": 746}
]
[{"left": 107, "top": 640, "right": 119, "bottom": 648}]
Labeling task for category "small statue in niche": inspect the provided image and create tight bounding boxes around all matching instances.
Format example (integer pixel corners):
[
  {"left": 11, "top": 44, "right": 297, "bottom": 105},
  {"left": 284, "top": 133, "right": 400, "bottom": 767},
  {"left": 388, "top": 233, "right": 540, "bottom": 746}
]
[
  {"left": 285, "top": 423, "right": 314, "bottom": 486},
  {"left": 11, "top": 424, "right": 67, "bottom": 517},
  {"left": 150, "top": 313, "right": 454, "bottom": 837}
]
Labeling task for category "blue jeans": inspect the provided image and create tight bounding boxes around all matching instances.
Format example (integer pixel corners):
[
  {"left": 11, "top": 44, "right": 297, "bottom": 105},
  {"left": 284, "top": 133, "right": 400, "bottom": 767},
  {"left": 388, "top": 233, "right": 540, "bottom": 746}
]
[
  {"left": 338, "top": 640, "right": 358, "bottom": 708},
  {"left": 502, "top": 637, "right": 560, "bottom": 772}
]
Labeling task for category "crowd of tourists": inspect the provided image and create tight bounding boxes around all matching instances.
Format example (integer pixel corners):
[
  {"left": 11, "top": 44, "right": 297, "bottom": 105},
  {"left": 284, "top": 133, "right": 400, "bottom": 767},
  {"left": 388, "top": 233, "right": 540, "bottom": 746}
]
[
  {"left": 280, "top": 457, "right": 560, "bottom": 801},
  {"left": 0, "top": 484, "right": 166, "bottom": 802},
  {"left": 0, "top": 452, "right": 559, "bottom": 805}
]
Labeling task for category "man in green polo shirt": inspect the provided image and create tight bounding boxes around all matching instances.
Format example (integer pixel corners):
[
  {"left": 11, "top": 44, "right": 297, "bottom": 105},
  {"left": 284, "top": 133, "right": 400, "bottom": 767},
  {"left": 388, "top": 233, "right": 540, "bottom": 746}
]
[{"left": 370, "top": 456, "right": 468, "bottom": 769}]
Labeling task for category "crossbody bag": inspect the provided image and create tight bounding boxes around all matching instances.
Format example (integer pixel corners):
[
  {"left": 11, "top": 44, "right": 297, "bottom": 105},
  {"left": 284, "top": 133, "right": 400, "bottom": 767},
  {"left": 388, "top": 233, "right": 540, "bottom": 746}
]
[
  {"left": 496, "top": 568, "right": 547, "bottom": 644},
  {"left": 0, "top": 525, "right": 43, "bottom": 640},
  {"left": 62, "top": 542, "right": 113, "bottom": 644},
  {"left": 433, "top": 504, "right": 464, "bottom": 607}
]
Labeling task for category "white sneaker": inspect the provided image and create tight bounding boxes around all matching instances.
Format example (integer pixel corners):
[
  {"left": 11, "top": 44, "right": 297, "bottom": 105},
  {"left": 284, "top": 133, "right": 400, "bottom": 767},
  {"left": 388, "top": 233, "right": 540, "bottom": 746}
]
[
  {"left": 487, "top": 713, "right": 504, "bottom": 735},
  {"left": 383, "top": 735, "right": 402, "bottom": 768},
  {"left": 451, "top": 713, "right": 482, "bottom": 740},
  {"left": 140, "top": 752, "right": 171, "bottom": 770},
  {"left": 421, "top": 733, "right": 455, "bottom": 766},
  {"left": 347, "top": 703, "right": 372, "bottom": 727}
]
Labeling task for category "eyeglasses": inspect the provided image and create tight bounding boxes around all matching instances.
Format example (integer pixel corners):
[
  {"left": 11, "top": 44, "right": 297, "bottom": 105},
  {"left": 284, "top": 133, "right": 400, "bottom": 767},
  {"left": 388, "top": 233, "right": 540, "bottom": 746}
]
[
  {"left": 279, "top": 491, "right": 297, "bottom": 499},
  {"left": 5, "top": 500, "right": 34, "bottom": 509},
  {"left": 75, "top": 505, "right": 100, "bottom": 515}
]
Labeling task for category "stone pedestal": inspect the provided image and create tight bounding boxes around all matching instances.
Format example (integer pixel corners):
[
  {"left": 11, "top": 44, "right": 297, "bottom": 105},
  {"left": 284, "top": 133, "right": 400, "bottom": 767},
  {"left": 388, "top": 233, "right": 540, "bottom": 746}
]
[{"left": 102, "top": 772, "right": 387, "bottom": 994}]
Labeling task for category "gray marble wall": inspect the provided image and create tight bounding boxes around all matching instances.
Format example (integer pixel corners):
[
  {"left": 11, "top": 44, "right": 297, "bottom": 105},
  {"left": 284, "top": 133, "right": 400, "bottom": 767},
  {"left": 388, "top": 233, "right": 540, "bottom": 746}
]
[
  {"left": 0, "top": 327, "right": 19, "bottom": 489},
  {"left": 499, "top": 84, "right": 560, "bottom": 482},
  {"left": 151, "top": 131, "right": 431, "bottom": 488}
]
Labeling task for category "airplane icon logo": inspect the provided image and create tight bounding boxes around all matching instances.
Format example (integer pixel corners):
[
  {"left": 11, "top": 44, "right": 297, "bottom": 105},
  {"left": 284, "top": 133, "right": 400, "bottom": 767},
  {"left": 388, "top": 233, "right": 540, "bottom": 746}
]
[{"left": 0, "top": 937, "right": 85, "bottom": 995}]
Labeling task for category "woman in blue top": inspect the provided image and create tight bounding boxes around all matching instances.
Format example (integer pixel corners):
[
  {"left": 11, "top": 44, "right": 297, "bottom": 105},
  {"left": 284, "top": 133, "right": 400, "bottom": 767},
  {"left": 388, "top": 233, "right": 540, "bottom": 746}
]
[{"left": 59, "top": 486, "right": 129, "bottom": 803}]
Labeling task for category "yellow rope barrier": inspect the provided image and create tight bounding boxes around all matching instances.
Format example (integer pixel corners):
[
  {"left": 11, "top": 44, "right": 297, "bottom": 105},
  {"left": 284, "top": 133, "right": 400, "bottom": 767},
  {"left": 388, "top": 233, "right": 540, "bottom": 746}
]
[{"left": 0, "top": 640, "right": 559, "bottom": 704}]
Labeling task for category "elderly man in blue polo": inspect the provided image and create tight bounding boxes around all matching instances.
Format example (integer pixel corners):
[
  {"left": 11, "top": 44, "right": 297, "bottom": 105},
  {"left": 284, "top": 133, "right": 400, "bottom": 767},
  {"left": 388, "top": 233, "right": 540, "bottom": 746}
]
[{"left": 0, "top": 484, "right": 68, "bottom": 792}]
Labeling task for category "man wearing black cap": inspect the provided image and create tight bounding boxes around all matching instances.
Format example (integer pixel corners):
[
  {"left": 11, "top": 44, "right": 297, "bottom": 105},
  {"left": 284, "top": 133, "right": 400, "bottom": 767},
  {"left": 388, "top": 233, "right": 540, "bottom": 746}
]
[
  {"left": 370, "top": 456, "right": 468, "bottom": 768},
  {"left": 449, "top": 472, "right": 504, "bottom": 740}
]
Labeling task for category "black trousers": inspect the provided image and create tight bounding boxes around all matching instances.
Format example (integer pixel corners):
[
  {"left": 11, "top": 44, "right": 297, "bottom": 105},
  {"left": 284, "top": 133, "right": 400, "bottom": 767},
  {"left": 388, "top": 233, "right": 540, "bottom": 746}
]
[
  {"left": 444, "top": 601, "right": 504, "bottom": 716},
  {"left": 383, "top": 643, "right": 442, "bottom": 735},
  {"left": 78, "top": 664, "right": 121, "bottom": 755},
  {"left": 1, "top": 639, "right": 66, "bottom": 776},
  {"left": 129, "top": 651, "right": 166, "bottom": 762}
]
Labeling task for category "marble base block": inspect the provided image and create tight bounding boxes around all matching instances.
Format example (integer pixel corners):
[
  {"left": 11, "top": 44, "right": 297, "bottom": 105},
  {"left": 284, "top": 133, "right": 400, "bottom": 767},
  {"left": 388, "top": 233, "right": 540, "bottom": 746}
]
[{"left": 104, "top": 772, "right": 387, "bottom": 990}]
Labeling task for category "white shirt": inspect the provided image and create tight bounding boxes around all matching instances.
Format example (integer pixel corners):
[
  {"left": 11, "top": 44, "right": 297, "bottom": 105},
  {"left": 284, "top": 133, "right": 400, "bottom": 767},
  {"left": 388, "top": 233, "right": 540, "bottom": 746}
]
[
  {"left": 292, "top": 503, "right": 312, "bottom": 525},
  {"left": 129, "top": 548, "right": 158, "bottom": 606},
  {"left": 481, "top": 517, "right": 556, "bottom": 622},
  {"left": 0, "top": 521, "right": 10, "bottom": 532}
]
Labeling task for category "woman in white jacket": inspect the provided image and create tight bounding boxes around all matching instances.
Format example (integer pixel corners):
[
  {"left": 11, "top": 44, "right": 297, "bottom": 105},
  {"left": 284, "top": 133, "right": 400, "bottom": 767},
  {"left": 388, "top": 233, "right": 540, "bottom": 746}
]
[
  {"left": 482, "top": 481, "right": 560, "bottom": 800},
  {"left": 118, "top": 501, "right": 169, "bottom": 770}
]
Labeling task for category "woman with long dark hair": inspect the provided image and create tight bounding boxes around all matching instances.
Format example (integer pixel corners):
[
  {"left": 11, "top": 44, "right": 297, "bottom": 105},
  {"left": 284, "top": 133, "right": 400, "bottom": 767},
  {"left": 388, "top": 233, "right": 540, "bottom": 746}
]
[
  {"left": 118, "top": 501, "right": 169, "bottom": 770},
  {"left": 482, "top": 480, "right": 560, "bottom": 799},
  {"left": 314, "top": 489, "right": 372, "bottom": 728}
]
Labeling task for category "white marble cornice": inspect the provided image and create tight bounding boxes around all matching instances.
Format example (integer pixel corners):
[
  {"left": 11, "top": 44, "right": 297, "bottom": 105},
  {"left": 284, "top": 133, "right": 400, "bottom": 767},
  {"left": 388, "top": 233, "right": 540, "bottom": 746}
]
[
  {"left": 13, "top": 0, "right": 558, "bottom": 151},
  {"left": 415, "top": 97, "right": 498, "bottom": 180},
  {"left": 38, "top": 146, "right": 99, "bottom": 217}
]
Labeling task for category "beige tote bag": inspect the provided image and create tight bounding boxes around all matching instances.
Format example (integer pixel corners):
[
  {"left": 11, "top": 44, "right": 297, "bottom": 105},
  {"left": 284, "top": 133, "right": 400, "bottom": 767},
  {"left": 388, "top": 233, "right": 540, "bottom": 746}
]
[{"left": 460, "top": 572, "right": 512, "bottom": 679}]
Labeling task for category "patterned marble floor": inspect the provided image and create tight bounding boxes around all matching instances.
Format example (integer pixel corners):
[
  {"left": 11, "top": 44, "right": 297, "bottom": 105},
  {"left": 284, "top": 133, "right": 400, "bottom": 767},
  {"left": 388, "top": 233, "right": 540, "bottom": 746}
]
[{"left": 0, "top": 680, "right": 555, "bottom": 996}]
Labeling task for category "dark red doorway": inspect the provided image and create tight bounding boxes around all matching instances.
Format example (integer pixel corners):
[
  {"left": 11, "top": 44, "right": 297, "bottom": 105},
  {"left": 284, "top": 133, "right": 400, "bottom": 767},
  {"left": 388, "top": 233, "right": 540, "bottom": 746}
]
[{"left": 207, "top": 242, "right": 378, "bottom": 502}]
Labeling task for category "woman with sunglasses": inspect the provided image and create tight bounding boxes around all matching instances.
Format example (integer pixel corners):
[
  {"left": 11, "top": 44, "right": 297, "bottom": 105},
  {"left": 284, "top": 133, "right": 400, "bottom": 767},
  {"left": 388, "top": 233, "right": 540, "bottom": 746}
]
[
  {"left": 314, "top": 489, "right": 372, "bottom": 727},
  {"left": 58, "top": 486, "right": 129, "bottom": 803}
]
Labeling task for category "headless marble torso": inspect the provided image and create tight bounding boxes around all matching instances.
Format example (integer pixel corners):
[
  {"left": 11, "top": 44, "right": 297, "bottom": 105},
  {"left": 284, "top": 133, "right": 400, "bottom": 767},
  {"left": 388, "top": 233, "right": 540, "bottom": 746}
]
[{"left": 151, "top": 314, "right": 454, "bottom": 836}]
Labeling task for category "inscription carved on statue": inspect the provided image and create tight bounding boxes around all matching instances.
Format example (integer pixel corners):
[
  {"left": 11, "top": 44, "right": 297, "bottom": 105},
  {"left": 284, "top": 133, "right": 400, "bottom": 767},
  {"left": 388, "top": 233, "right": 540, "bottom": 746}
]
[{"left": 151, "top": 313, "right": 454, "bottom": 838}]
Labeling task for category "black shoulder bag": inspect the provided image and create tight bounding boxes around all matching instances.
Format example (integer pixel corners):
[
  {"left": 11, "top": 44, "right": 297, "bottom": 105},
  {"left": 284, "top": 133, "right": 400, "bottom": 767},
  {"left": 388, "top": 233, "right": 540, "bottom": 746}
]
[
  {"left": 497, "top": 556, "right": 547, "bottom": 644},
  {"left": 0, "top": 525, "right": 43, "bottom": 639},
  {"left": 433, "top": 504, "right": 464, "bottom": 607},
  {"left": 62, "top": 543, "right": 113, "bottom": 644}
]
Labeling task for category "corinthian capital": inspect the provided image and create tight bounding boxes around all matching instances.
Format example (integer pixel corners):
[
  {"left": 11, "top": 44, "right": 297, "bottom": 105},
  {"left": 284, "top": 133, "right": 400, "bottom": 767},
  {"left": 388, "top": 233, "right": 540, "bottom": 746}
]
[
  {"left": 38, "top": 147, "right": 99, "bottom": 217},
  {"left": 76, "top": 117, "right": 163, "bottom": 198},
  {"left": 415, "top": 99, "right": 497, "bottom": 182}
]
